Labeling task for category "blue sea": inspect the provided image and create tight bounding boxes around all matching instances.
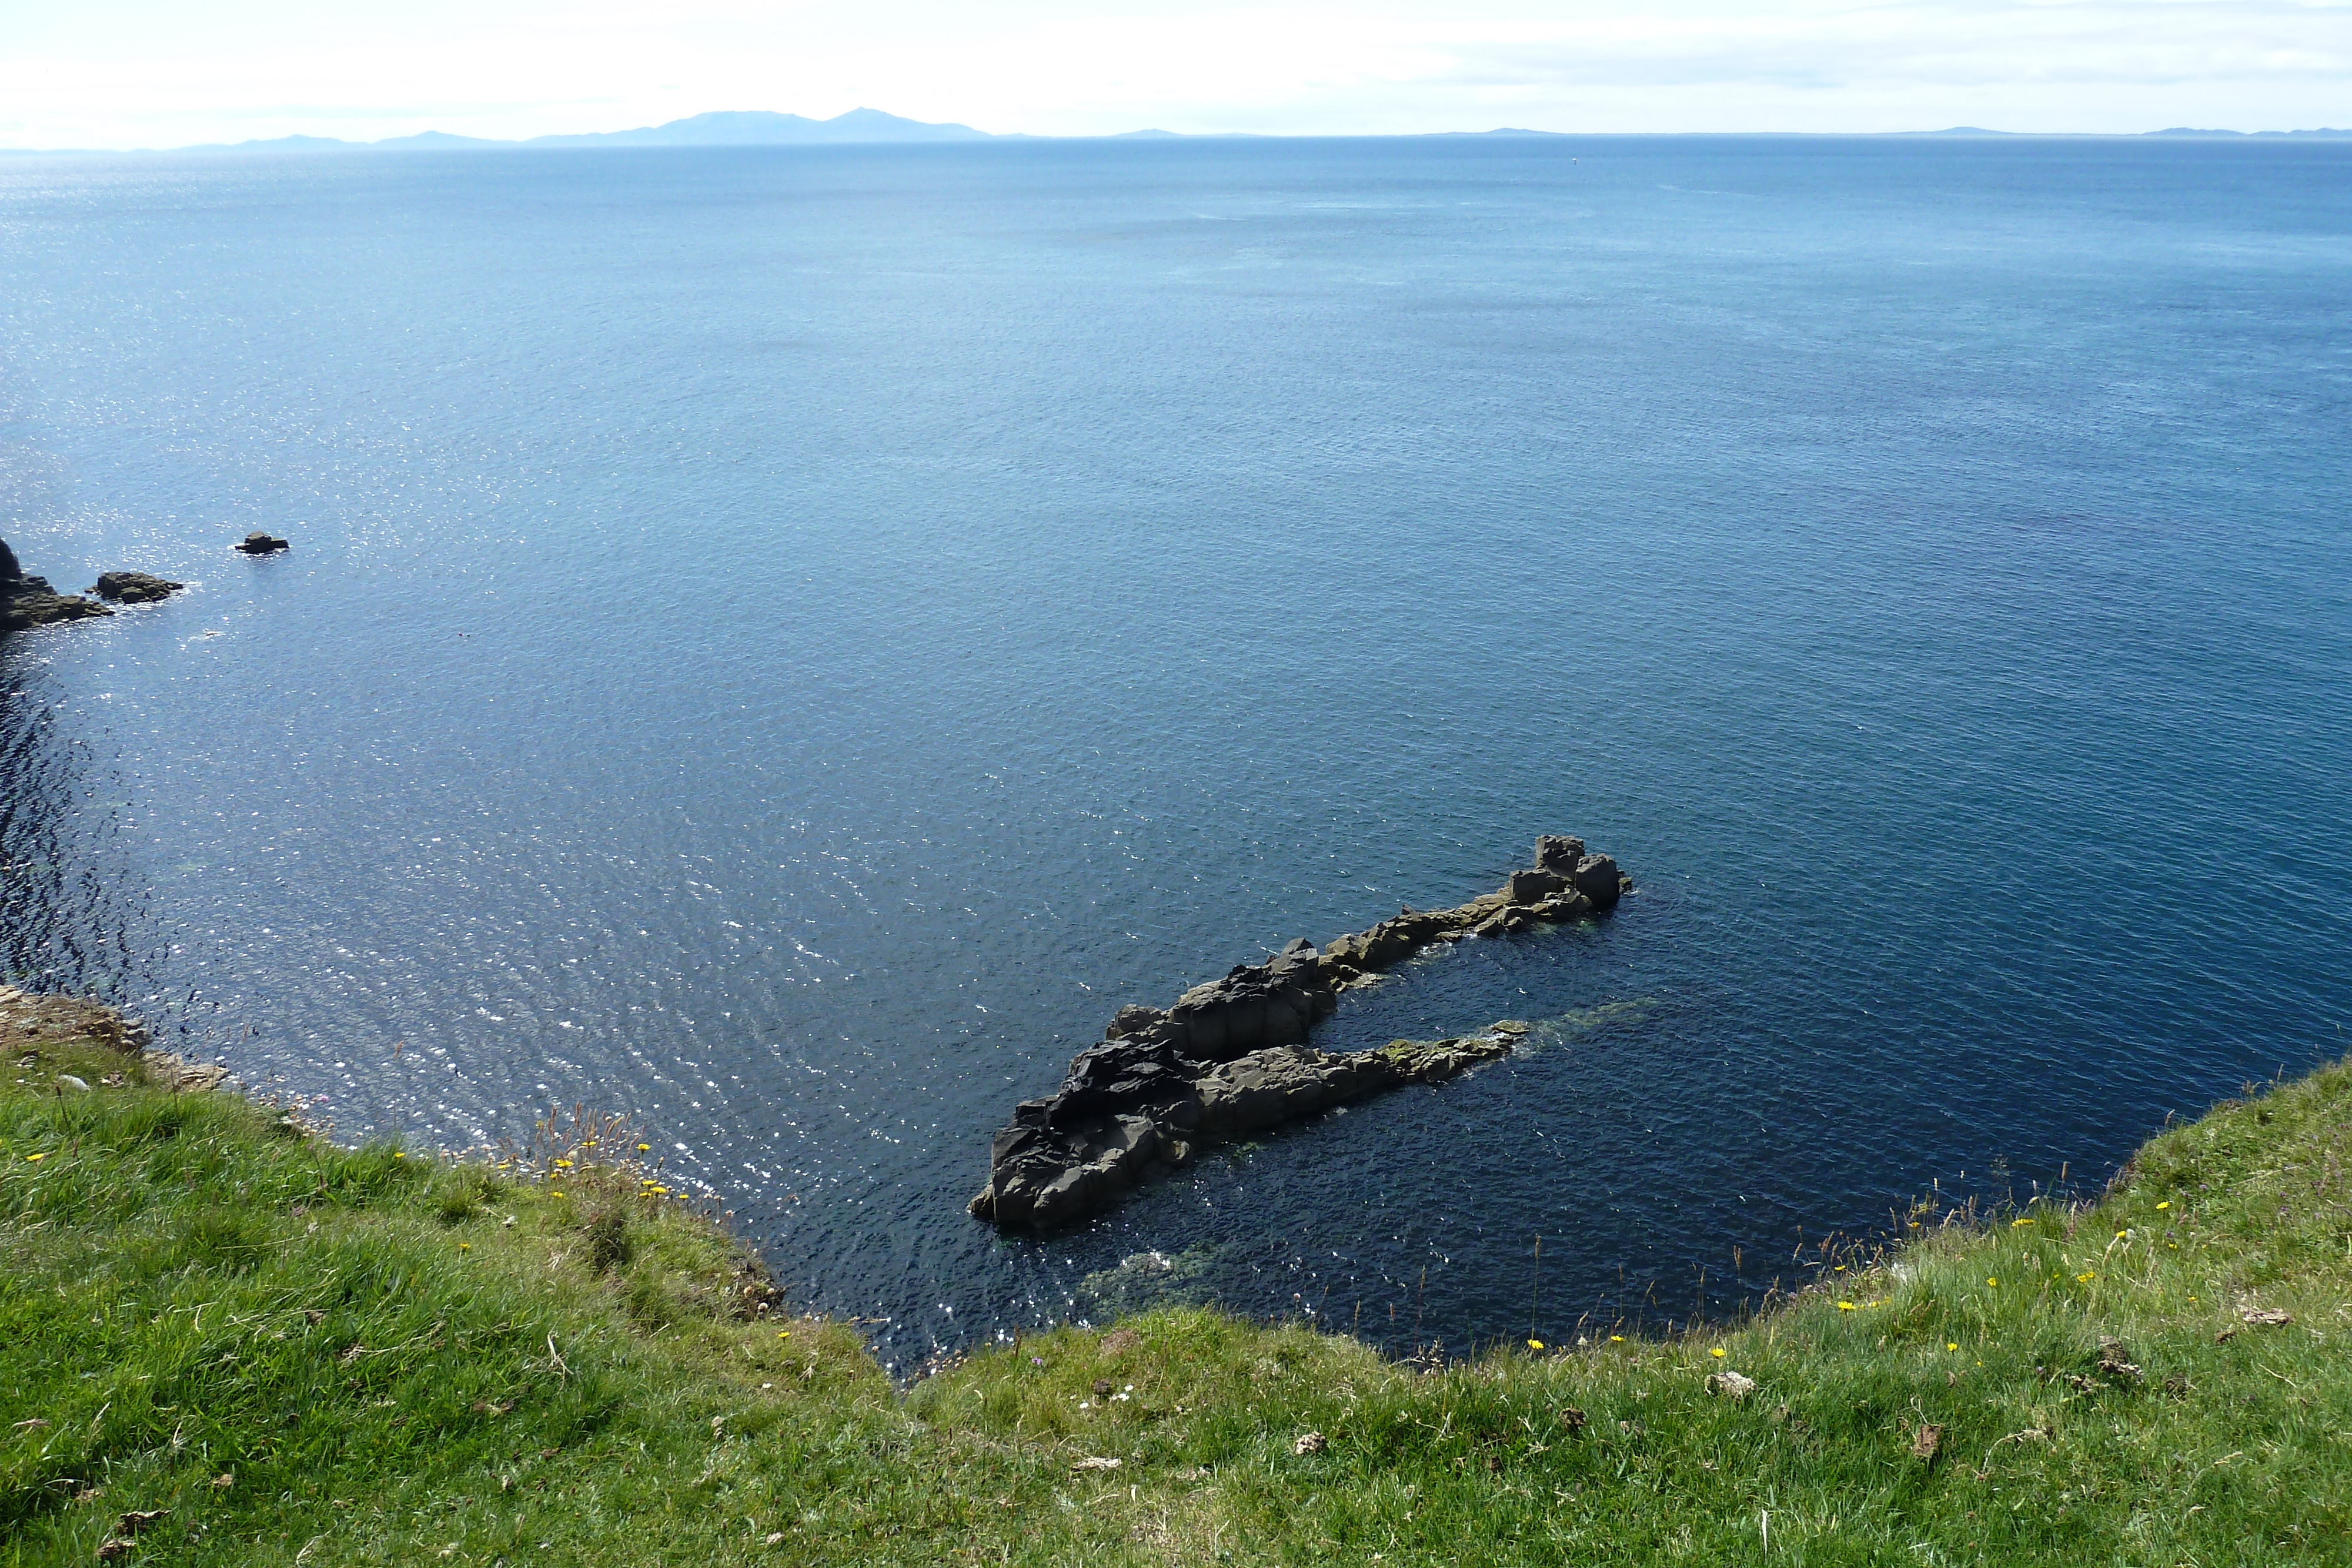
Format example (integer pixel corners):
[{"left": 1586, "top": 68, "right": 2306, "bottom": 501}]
[{"left": 3, "top": 136, "right": 2347, "bottom": 1370}]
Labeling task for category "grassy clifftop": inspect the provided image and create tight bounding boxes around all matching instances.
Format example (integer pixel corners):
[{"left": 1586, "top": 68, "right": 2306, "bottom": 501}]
[{"left": 5, "top": 995, "right": 2349, "bottom": 1564}]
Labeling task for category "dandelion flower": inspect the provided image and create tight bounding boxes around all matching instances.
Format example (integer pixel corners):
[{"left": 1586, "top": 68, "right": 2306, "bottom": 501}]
[
  {"left": 2156, "top": 1201, "right": 2171, "bottom": 1211},
  {"left": 1985, "top": 1278, "right": 1999, "bottom": 1288},
  {"left": 778, "top": 1330, "right": 791, "bottom": 1339},
  {"left": 554, "top": 1159, "right": 574, "bottom": 1169},
  {"left": 395, "top": 1152, "right": 406, "bottom": 1159},
  {"left": 2116, "top": 1230, "right": 2129, "bottom": 1241},
  {"left": 1528, "top": 1339, "right": 1545, "bottom": 1351},
  {"left": 1946, "top": 1342, "right": 1959, "bottom": 1352},
  {"left": 637, "top": 1144, "right": 651, "bottom": 1152},
  {"left": 2011, "top": 1218, "right": 2032, "bottom": 1228},
  {"left": 1709, "top": 1348, "right": 1726, "bottom": 1359},
  {"left": 459, "top": 1243, "right": 471, "bottom": 1252},
  {"left": 25, "top": 1153, "right": 44, "bottom": 1162},
  {"left": 1837, "top": 1302, "right": 1856, "bottom": 1312},
  {"left": 1609, "top": 1335, "right": 1625, "bottom": 1343},
  {"left": 551, "top": 1191, "right": 565, "bottom": 1199}
]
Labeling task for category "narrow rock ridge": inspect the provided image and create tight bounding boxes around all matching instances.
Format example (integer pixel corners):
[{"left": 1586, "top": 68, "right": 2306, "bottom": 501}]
[{"left": 970, "top": 835, "right": 1628, "bottom": 1229}]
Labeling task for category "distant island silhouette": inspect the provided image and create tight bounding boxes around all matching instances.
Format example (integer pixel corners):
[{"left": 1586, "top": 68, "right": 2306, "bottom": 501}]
[{"left": 5, "top": 109, "right": 2348, "bottom": 155}]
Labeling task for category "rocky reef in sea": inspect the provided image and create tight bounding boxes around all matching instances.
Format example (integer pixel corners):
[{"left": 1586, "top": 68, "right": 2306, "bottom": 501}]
[
  {"left": 1, "top": 539, "right": 187, "bottom": 631},
  {"left": 1, "top": 537, "right": 112, "bottom": 631},
  {"left": 970, "top": 835, "right": 1629, "bottom": 1229}
]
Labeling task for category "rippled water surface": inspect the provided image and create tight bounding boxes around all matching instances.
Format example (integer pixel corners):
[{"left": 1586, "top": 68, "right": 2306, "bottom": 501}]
[{"left": 3, "top": 136, "right": 2348, "bottom": 1368}]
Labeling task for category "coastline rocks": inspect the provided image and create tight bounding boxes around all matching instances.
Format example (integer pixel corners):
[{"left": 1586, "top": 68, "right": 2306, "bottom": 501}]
[
  {"left": 0, "top": 984, "right": 225, "bottom": 1094},
  {"left": 973, "top": 1024, "right": 1531, "bottom": 1229},
  {"left": 1535, "top": 835, "right": 1585, "bottom": 873},
  {"left": 92, "top": 571, "right": 185, "bottom": 604},
  {"left": 1572, "top": 854, "right": 1623, "bottom": 910},
  {"left": 1190, "top": 1024, "right": 1528, "bottom": 1138},
  {"left": 235, "top": 532, "right": 289, "bottom": 555},
  {"left": 970, "top": 836, "right": 1632, "bottom": 1229},
  {"left": 1, "top": 539, "right": 112, "bottom": 631},
  {"left": 1, "top": 581, "right": 112, "bottom": 631}
]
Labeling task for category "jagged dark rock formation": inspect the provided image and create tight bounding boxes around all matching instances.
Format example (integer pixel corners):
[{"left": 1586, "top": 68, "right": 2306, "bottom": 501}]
[
  {"left": 970, "top": 836, "right": 1631, "bottom": 1229},
  {"left": 235, "top": 532, "right": 289, "bottom": 554},
  {"left": 1, "top": 537, "right": 112, "bottom": 631},
  {"left": 92, "top": 571, "right": 183, "bottom": 604}
]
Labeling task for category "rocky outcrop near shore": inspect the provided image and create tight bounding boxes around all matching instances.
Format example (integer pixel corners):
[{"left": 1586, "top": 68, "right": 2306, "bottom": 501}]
[
  {"left": 0, "top": 984, "right": 223, "bottom": 1092},
  {"left": 1, "top": 537, "right": 112, "bottom": 631},
  {"left": 970, "top": 837, "right": 1630, "bottom": 1230},
  {"left": 3, "top": 539, "right": 195, "bottom": 630}
]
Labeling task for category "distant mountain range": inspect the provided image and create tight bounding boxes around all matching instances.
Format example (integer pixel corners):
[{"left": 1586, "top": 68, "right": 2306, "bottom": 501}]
[
  {"left": 10, "top": 110, "right": 2351, "bottom": 155},
  {"left": 2143, "top": 126, "right": 2352, "bottom": 139},
  {"left": 167, "top": 108, "right": 991, "bottom": 154}
]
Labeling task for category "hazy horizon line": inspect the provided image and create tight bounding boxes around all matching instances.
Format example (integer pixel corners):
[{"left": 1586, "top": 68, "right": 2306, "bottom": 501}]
[{"left": 7, "top": 104, "right": 2351, "bottom": 156}]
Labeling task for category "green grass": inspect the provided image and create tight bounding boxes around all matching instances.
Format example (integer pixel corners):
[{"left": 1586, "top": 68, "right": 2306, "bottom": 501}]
[{"left": 6, "top": 1014, "right": 2351, "bottom": 1565}]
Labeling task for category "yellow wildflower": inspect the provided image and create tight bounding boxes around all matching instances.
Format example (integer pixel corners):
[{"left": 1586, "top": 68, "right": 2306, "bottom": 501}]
[
  {"left": 1985, "top": 1278, "right": 1999, "bottom": 1288},
  {"left": 25, "top": 1153, "right": 44, "bottom": 1162},
  {"left": 2011, "top": 1218, "right": 2032, "bottom": 1228},
  {"left": 2156, "top": 1201, "right": 2171, "bottom": 1210},
  {"left": 1609, "top": 1335, "right": 1625, "bottom": 1343},
  {"left": 637, "top": 1144, "right": 651, "bottom": 1152},
  {"left": 1528, "top": 1339, "right": 1545, "bottom": 1351},
  {"left": 1837, "top": 1302, "right": 1856, "bottom": 1312},
  {"left": 2077, "top": 1272, "right": 2096, "bottom": 1283},
  {"left": 1946, "top": 1342, "right": 1958, "bottom": 1352}
]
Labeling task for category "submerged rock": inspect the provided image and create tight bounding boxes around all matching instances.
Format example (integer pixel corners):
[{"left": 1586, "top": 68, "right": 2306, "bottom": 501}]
[{"left": 969, "top": 837, "right": 1632, "bottom": 1229}]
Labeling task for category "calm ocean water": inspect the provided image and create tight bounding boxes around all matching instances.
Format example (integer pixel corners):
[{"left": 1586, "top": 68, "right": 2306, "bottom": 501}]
[{"left": 2, "top": 136, "right": 2347, "bottom": 1369}]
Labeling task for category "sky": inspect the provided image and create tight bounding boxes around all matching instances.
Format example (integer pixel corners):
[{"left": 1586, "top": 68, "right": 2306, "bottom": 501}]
[{"left": 2, "top": 1, "right": 2349, "bottom": 148}]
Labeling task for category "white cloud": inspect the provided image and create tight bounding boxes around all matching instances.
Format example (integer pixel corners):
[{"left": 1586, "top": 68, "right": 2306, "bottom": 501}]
[{"left": 2, "top": 1, "right": 2349, "bottom": 148}]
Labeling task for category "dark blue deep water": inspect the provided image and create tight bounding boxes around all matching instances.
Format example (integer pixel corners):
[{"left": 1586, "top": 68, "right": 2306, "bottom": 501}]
[{"left": 3, "top": 136, "right": 2348, "bottom": 1370}]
